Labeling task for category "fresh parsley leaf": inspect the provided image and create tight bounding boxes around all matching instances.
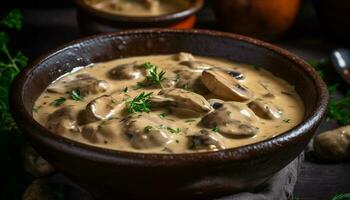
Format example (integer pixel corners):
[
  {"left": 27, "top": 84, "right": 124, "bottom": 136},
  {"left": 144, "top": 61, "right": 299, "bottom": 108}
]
[
  {"left": 0, "top": 9, "right": 23, "bottom": 30},
  {"left": 51, "top": 97, "right": 66, "bottom": 107},
  {"left": 283, "top": 119, "right": 290, "bottom": 123},
  {"left": 167, "top": 127, "right": 181, "bottom": 134},
  {"left": 137, "top": 62, "right": 166, "bottom": 88},
  {"left": 159, "top": 113, "right": 167, "bottom": 119},
  {"left": 212, "top": 126, "right": 219, "bottom": 132},
  {"left": 331, "top": 193, "right": 350, "bottom": 200},
  {"left": 123, "top": 87, "right": 128, "bottom": 93},
  {"left": 144, "top": 125, "right": 153, "bottom": 133},
  {"left": 127, "top": 92, "right": 152, "bottom": 113},
  {"left": 70, "top": 89, "right": 84, "bottom": 101},
  {"left": 141, "top": 62, "right": 156, "bottom": 69}
]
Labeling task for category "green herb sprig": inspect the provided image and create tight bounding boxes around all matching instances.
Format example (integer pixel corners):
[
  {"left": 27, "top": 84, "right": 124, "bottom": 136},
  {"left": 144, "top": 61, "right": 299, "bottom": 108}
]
[
  {"left": 309, "top": 59, "right": 350, "bottom": 125},
  {"left": 50, "top": 97, "right": 66, "bottom": 107},
  {"left": 70, "top": 89, "right": 84, "bottom": 101},
  {"left": 127, "top": 92, "right": 152, "bottom": 113},
  {"left": 138, "top": 62, "right": 166, "bottom": 89}
]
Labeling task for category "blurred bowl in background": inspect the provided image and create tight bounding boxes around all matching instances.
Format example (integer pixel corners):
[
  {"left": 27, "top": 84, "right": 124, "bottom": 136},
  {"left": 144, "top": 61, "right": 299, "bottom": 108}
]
[
  {"left": 213, "top": 0, "right": 300, "bottom": 41},
  {"left": 313, "top": 0, "right": 350, "bottom": 42},
  {"left": 75, "top": 0, "right": 203, "bottom": 35}
]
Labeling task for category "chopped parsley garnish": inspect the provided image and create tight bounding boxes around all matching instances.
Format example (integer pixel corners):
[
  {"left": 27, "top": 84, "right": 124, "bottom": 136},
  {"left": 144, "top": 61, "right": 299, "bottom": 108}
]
[
  {"left": 50, "top": 97, "right": 66, "bottom": 107},
  {"left": 212, "top": 126, "right": 220, "bottom": 132},
  {"left": 144, "top": 125, "right": 153, "bottom": 133},
  {"left": 127, "top": 92, "right": 152, "bottom": 113},
  {"left": 70, "top": 89, "right": 84, "bottom": 101},
  {"left": 123, "top": 87, "right": 128, "bottom": 93},
  {"left": 137, "top": 62, "right": 166, "bottom": 88},
  {"left": 141, "top": 62, "right": 156, "bottom": 69},
  {"left": 167, "top": 127, "right": 181, "bottom": 134},
  {"left": 283, "top": 119, "right": 290, "bottom": 123},
  {"left": 159, "top": 113, "right": 167, "bottom": 119},
  {"left": 175, "top": 140, "right": 179, "bottom": 143},
  {"left": 32, "top": 105, "right": 42, "bottom": 113}
]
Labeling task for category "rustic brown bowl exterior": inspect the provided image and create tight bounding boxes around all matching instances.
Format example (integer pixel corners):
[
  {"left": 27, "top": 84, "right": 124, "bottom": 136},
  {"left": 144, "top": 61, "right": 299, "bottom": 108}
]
[
  {"left": 75, "top": 0, "right": 204, "bottom": 35},
  {"left": 10, "top": 29, "right": 328, "bottom": 199}
]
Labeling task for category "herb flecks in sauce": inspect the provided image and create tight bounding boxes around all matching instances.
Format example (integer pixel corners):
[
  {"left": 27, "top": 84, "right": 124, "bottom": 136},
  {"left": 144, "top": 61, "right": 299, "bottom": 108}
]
[
  {"left": 33, "top": 54, "right": 304, "bottom": 153},
  {"left": 127, "top": 92, "right": 152, "bottom": 113}
]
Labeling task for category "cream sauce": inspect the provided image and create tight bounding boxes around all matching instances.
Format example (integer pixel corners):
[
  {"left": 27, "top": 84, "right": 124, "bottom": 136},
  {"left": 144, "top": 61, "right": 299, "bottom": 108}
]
[
  {"left": 85, "top": 0, "right": 191, "bottom": 17},
  {"left": 33, "top": 53, "right": 305, "bottom": 153}
]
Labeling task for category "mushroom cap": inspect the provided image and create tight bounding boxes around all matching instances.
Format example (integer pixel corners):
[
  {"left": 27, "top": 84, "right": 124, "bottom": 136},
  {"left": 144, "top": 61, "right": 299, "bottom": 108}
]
[
  {"left": 151, "top": 88, "right": 212, "bottom": 114},
  {"left": 187, "top": 130, "right": 225, "bottom": 151},
  {"left": 83, "top": 95, "right": 125, "bottom": 123},
  {"left": 201, "top": 69, "right": 254, "bottom": 101},
  {"left": 175, "top": 52, "right": 195, "bottom": 62},
  {"left": 201, "top": 102, "right": 259, "bottom": 138},
  {"left": 125, "top": 113, "right": 173, "bottom": 149},
  {"left": 313, "top": 126, "right": 350, "bottom": 161},
  {"left": 46, "top": 106, "right": 80, "bottom": 135},
  {"left": 179, "top": 61, "right": 213, "bottom": 71},
  {"left": 248, "top": 99, "right": 283, "bottom": 120},
  {"left": 109, "top": 62, "right": 146, "bottom": 80}
]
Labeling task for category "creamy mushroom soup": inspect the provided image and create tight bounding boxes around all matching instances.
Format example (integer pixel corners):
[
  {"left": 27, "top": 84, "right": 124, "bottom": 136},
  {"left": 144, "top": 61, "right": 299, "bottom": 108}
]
[
  {"left": 33, "top": 53, "right": 304, "bottom": 153},
  {"left": 84, "top": 0, "right": 191, "bottom": 17}
]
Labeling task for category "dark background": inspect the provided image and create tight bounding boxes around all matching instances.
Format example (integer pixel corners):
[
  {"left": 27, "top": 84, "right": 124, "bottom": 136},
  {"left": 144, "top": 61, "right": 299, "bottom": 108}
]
[{"left": 1, "top": 0, "right": 349, "bottom": 200}]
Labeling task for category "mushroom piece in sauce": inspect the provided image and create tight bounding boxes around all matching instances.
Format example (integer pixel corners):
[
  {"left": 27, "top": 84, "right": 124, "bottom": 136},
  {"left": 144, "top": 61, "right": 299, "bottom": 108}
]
[
  {"left": 150, "top": 88, "right": 212, "bottom": 116},
  {"left": 80, "top": 95, "right": 124, "bottom": 124},
  {"left": 109, "top": 62, "right": 147, "bottom": 80},
  {"left": 125, "top": 113, "right": 173, "bottom": 149},
  {"left": 174, "top": 69, "right": 209, "bottom": 94},
  {"left": 201, "top": 69, "right": 254, "bottom": 101},
  {"left": 201, "top": 102, "right": 259, "bottom": 138},
  {"left": 47, "top": 74, "right": 109, "bottom": 96},
  {"left": 314, "top": 126, "right": 350, "bottom": 161},
  {"left": 248, "top": 98, "right": 283, "bottom": 120},
  {"left": 81, "top": 119, "right": 122, "bottom": 144},
  {"left": 179, "top": 61, "right": 213, "bottom": 71},
  {"left": 187, "top": 130, "right": 225, "bottom": 151},
  {"left": 23, "top": 179, "right": 53, "bottom": 200},
  {"left": 46, "top": 106, "right": 80, "bottom": 135},
  {"left": 175, "top": 52, "right": 195, "bottom": 62}
]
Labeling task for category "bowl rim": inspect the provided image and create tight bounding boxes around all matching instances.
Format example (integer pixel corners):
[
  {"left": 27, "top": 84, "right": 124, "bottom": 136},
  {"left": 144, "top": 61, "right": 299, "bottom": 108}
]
[
  {"left": 10, "top": 29, "right": 328, "bottom": 167},
  {"left": 75, "top": 0, "right": 204, "bottom": 23}
]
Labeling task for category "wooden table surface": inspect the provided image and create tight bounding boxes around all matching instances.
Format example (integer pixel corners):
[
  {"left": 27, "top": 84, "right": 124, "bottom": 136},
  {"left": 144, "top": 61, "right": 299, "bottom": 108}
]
[{"left": 3, "top": 1, "right": 349, "bottom": 199}]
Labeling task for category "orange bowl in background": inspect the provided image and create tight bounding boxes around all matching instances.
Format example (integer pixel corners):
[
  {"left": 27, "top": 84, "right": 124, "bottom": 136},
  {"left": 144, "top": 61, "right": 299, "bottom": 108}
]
[
  {"left": 213, "top": 0, "right": 300, "bottom": 41},
  {"left": 75, "top": 0, "right": 203, "bottom": 35}
]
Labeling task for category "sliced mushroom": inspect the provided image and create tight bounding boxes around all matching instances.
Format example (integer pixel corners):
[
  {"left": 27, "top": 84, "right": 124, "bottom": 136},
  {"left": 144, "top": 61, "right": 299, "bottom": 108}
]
[
  {"left": 248, "top": 99, "right": 283, "bottom": 120},
  {"left": 109, "top": 62, "right": 146, "bottom": 80},
  {"left": 314, "top": 126, "right": 350, "bottom": 161},
  {"left": 208, "top": 98, "right": 224, "bottom": 109},
  {"left": 188, "top": 129, "right": 225, "bottom": 151},
  {"left": 47, "top": 74, "right": 109, "bottom": 96},
  {"left": 22, "top": 145, "right": 55, "bottom": 177},
  {"left": 179, "top": 61, "right": 213, "bottom": 71},
  {"left": 81, "top": 118, "right": 122, "bottom": 144},
  {"left": 150, "top": 88, "right": 212, "bottom": 116},
  {"left": 80, "top": 95, "right": 125, "bottom": 124},
  {"left": 144, "top": 0, "right": 160, "bottom": 12},
  {"left": 174, "top": 52, "right": 195, "bottom": 62},
  {"left": 227, "top": 70, "right": 245, "bottom": 80},
  {"left": 201, "top": 102, "right": 259, "bottom": 138},
  {"left": 174, "top": 69, "right": 209, "bottom": 94},
  {"left": 46, "top": 106, "right": 80, "bottom": 135},
  {"left": 201, "top": 69, "right": 254, "bottom": 101},
  {"left": 125, "top": 113, "right": 173, "bottom": 149}
]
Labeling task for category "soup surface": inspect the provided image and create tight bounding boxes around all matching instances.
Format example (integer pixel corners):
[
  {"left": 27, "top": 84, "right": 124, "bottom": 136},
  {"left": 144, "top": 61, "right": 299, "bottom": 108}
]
[
  {"left": 84, "top": 0, "right": 191, "bottom": 16},
  {"left": 33, "top": 53, "right": 304, "bottom": 153}
]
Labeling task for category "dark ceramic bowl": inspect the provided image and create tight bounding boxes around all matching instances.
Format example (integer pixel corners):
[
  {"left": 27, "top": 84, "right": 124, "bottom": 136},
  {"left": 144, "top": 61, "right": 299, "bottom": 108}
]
[
  {"left": 10, "top": 29, "right": 328, "bottom": 199},
  {"left": 75, "top": 0, "right": 204, "bottom": 35}
]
